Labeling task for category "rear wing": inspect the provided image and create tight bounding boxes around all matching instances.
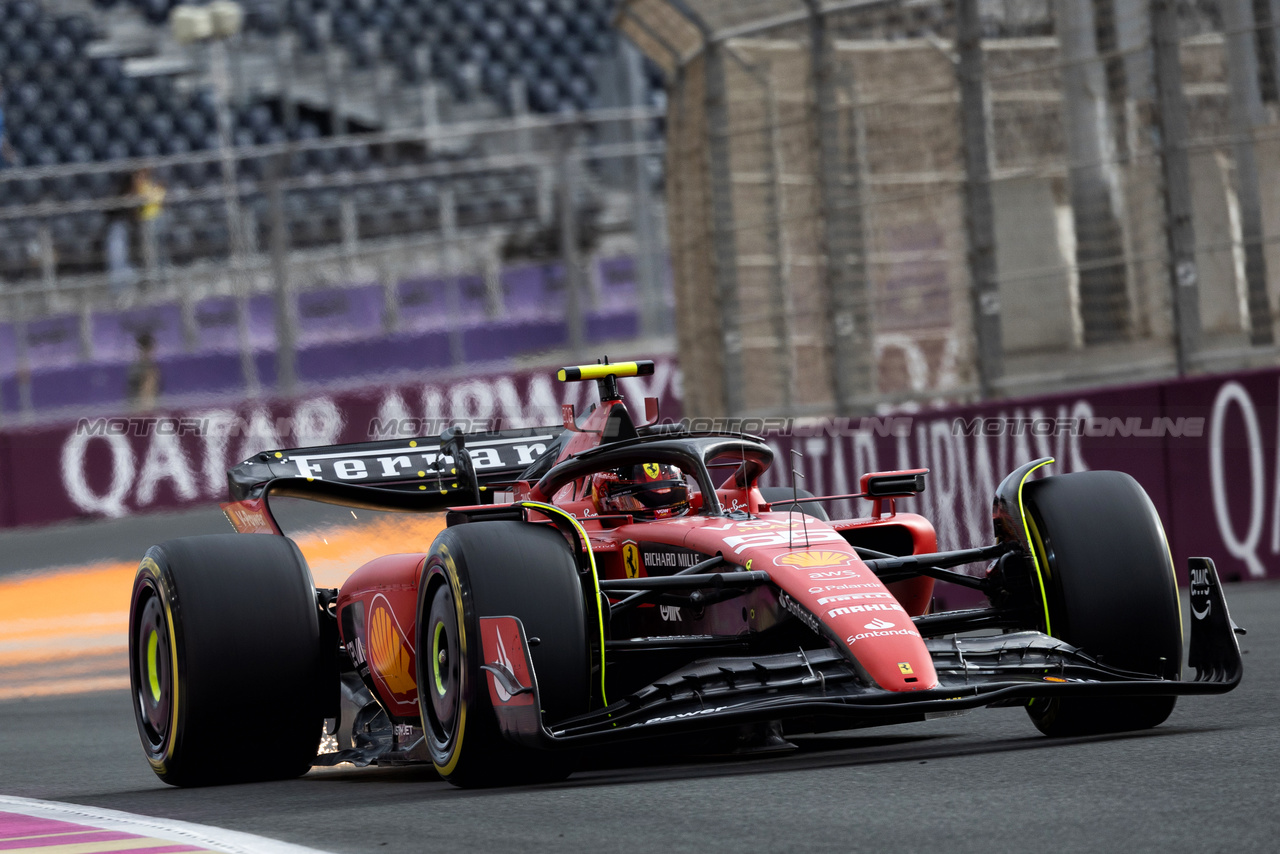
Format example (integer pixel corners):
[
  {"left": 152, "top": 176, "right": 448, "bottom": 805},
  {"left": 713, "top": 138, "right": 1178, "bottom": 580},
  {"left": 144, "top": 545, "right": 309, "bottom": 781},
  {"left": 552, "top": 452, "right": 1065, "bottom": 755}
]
[{"left": 225, "top": 425, "right": 566, "bottom": 502}]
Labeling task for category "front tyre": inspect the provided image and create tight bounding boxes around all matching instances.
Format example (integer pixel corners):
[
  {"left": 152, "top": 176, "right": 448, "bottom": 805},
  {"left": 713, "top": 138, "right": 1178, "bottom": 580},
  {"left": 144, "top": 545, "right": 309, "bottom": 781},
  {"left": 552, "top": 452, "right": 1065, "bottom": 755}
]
[
  {"left": 1022, "top": 471, "right": 1182, "bottom": 736},
  {"left": 129, "top": 535, "right": 325, "bottom": 786},
  {"left": 418, "top": 521, "right": 589, "bottom": 787}
]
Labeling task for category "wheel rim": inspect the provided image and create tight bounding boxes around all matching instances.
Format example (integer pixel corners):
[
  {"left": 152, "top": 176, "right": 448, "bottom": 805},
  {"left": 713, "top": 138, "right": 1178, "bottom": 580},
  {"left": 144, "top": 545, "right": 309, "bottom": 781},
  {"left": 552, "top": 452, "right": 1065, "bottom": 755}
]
[
  {"left": 432, "top": 621, "right": 448, "bottom": 697},
  {"left": 133, "top": 585, "right": 172, "bottom": 752},
  {"left": 424, "top": 583, "right": 461, "bottom": 745}
]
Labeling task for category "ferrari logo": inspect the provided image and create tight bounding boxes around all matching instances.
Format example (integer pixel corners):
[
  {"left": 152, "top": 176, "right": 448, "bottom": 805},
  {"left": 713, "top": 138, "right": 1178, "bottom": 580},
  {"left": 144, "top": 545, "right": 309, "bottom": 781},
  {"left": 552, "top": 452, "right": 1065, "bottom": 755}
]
[
  {"left": 643, "top": 463, "right": 662, "bottom": 479},
  {"left": 622, "top": 542, "right": 642, "bottom": 579},
  {"left": 898, "top": 662, "right": 914, "bottom": 675}
]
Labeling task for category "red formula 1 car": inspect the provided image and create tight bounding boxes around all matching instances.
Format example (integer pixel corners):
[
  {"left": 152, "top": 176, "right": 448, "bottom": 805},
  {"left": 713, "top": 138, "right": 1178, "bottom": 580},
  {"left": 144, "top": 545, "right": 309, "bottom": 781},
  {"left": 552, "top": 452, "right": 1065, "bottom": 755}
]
[{"left": 128, "top": 360, "right": 1243, "bottom": 787}]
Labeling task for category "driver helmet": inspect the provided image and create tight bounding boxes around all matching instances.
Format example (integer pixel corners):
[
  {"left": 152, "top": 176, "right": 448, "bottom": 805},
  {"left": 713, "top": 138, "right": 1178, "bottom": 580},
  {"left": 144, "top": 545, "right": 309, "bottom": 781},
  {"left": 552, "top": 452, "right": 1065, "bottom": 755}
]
[{"left": 591, "top": 463, "right": 690, "bottom": 520}]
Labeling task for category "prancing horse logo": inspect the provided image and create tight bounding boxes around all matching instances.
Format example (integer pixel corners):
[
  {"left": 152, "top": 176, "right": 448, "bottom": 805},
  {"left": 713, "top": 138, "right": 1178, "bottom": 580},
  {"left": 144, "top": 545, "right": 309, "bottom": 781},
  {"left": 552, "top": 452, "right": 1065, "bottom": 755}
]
[{"left": 622, "top": 542, "right": 641, "bottom": 579}]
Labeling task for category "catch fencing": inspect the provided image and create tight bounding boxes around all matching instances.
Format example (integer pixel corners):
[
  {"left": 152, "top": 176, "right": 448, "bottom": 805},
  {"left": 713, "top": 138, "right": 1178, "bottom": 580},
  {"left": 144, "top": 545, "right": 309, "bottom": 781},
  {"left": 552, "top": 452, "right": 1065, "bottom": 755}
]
[
  {"left": 619, "top": 0, "right": 1280, "bottom": 416},
  {"left": 0, "top": 104, "right": 671, "bottom": 424}
]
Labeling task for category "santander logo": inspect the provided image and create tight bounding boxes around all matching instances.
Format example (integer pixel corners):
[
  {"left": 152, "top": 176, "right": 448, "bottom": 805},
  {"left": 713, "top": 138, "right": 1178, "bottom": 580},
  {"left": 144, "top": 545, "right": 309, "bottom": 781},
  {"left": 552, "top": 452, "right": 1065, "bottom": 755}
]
[{"left": 863, "top": 618, "right": 895, "bottom": 630}]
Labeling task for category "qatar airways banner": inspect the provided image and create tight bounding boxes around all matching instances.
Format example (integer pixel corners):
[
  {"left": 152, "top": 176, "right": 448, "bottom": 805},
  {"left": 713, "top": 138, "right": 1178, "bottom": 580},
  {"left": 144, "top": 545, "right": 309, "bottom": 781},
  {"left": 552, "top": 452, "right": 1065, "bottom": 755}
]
[
  {"left": 0, "top": 358, "right": 682, "bottom": 528},
  {"left": 756, "top": 368, "right": 1280, "bottom": 587},
  {"left": 2, "top": 360, "right": 1279, "bottom": 591}
]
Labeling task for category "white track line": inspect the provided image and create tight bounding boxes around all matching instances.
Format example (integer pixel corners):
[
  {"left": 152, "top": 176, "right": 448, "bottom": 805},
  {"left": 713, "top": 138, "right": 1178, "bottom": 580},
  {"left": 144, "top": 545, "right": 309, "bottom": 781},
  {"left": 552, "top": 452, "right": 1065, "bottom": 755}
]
[{"left": 0, "top": 796, "right": 334, "bottom": 854}]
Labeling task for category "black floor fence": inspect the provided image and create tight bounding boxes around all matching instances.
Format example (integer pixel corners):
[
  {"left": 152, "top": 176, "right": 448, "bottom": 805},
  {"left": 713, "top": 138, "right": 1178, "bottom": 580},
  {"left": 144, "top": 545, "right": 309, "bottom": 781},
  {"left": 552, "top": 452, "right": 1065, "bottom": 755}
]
[{"left": 618, "top": 0, "right": 1280, "bottom": 416}]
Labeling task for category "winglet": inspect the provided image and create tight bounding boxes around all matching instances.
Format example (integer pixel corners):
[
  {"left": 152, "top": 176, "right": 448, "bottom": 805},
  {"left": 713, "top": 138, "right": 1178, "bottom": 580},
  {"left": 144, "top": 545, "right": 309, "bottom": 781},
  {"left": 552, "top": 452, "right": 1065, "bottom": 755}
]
[{"left": 1187, "top": 558, "right": 1245, "bottom": 686}]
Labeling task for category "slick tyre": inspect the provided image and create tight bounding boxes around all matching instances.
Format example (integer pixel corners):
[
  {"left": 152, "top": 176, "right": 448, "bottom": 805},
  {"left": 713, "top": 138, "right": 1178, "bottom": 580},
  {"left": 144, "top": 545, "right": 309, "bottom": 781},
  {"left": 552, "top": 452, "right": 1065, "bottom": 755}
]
[
  {"left": 759, "top": 486, "right": 830, "bottom": 521},
  {"left": 129, "top": 534, "right": 325, "bottom": 786},
  {"left": 1022, "top": 471, "right": 1182, "bottom": 736},
  {"left": 418, "top": 521, "right": 589, "bottom": 788}
]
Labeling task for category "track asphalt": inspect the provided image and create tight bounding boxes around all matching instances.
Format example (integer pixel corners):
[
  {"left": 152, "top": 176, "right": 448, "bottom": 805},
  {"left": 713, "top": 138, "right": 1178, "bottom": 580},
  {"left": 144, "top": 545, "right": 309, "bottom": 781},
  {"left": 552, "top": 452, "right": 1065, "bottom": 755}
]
[{"left": 0, "top": 510, "right": 1275, "bottom": 853}]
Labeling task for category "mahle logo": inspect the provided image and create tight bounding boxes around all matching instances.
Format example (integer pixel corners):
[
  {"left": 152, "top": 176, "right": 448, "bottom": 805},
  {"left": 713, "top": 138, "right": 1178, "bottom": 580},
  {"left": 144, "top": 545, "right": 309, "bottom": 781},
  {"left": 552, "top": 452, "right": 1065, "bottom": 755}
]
[{"left": 774, "top": 550, "right": 854, "bottom": 569}]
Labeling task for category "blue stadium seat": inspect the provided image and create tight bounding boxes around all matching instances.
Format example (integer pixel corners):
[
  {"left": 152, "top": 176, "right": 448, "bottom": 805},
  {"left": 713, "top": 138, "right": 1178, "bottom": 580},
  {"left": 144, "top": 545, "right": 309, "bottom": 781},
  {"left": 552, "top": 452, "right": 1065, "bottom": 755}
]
[{"left": 0, "top": 0, "right": 656, "bottom": 275}]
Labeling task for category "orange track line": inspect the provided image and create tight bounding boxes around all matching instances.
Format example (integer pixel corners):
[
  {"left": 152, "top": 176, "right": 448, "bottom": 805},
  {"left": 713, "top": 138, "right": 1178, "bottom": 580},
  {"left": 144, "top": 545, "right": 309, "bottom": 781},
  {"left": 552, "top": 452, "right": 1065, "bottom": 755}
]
[{"left": 0, "top": 514, "right": 447, "bottom": 700}]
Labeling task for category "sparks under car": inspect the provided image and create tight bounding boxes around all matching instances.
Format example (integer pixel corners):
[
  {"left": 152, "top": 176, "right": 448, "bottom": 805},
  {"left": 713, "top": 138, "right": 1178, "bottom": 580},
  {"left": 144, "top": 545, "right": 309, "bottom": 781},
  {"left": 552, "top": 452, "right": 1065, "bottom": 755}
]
[{"left": 129, "top": 360, "right": 1243, "bottom": 787}]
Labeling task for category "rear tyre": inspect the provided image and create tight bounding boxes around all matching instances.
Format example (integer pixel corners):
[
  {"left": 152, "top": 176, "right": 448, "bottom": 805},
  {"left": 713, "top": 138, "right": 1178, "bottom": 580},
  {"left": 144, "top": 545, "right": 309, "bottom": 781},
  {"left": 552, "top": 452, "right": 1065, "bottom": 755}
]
[
  {"left": 760, "top": 486, "right": 830, "bottom": 521},
  {"left": 128, "top": 534, "right": 325, "bottom": 786},
  {"left": 1022, "top": 471, "right": 1182, "bottom": 736},
  {"left": 418, "top": 521, "right": 589, "bottom": 787}
]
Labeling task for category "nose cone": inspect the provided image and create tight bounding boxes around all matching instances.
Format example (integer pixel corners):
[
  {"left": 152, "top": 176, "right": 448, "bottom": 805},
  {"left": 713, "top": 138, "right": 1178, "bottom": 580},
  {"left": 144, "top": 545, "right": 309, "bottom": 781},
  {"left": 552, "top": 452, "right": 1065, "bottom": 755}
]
[
  {"left": 766, "top": 544, "right": 938, "bottom": 691},
  {"left": 842, "top": 618, "right": 938, "bottom": 690}
]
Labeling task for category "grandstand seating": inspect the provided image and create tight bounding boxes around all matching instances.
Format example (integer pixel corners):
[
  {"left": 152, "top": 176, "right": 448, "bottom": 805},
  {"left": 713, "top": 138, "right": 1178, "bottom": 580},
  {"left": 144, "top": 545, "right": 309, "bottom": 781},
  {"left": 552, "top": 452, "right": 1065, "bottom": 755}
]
[
  {"left": 0, "top": 255, "right": 671, "bottom": 414},
  {"left": 0, "top": 0, "right": 656, "bottom": 280},
  {"left": 0, "top": 0, "right": 315, "bottom": 176},
  {"left": 92, "top": 0, "right": 652, "bottom": 113},
  {"left": 0, "top": 0, "right": 344, "bottom": 272}
]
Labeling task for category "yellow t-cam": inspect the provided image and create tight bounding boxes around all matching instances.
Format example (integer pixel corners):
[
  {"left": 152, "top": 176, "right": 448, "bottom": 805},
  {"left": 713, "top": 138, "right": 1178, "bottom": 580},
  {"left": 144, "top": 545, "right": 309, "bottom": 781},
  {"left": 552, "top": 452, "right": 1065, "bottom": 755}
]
[
  {"left": 556, "top": 360, "right": 655, "bottom": 403},
  {"left": 556, "top": 360, "right": 655, "bottom": 382}
]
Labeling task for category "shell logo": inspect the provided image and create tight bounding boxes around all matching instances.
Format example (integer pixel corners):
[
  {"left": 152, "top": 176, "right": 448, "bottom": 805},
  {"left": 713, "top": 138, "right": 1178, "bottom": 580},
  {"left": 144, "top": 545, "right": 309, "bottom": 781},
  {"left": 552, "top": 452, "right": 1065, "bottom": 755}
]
[
  {"left": 369, "top": 601, "right": 416, "bottom": 697},
  {"left": 773, "top": 550, "right": 855, "bottom": 569}
]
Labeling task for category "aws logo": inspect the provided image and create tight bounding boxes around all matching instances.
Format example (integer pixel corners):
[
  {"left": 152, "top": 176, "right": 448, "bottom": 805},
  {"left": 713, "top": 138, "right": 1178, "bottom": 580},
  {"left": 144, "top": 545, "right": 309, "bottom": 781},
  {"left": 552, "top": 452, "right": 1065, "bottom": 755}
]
[
  {"left": 368, "top": 595, "right": 416, "bottom": 699},
  {"left": 774, "top": 550, "right": 855, "bottom": 569}
]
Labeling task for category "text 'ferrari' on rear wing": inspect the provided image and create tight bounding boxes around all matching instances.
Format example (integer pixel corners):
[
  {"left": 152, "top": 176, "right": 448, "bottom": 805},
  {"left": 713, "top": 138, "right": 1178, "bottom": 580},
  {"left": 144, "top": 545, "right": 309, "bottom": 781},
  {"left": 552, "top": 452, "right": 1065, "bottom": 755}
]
[{"left": 225, "top": 425, "right": 566, "bottom": 501}]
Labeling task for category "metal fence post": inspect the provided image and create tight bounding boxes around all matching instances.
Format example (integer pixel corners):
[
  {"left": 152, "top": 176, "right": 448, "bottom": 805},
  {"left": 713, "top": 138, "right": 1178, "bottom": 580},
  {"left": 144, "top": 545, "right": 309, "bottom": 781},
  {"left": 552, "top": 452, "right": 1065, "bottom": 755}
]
[
  {"left": 269, "top": 154, "right": 296, "bottom": 394},
  {"left": 277, "top": 32, "right": 297, "bottom": 133},
  {"left": 559, "top": 128, "right": 586, "bottom": 359},
  {"left": 325, "top": 44, "right": 346, "bottom": 136},
  {"left": 1266, "top": 0, "right": 1280, "bottom": 101},
  {"left": 1056, "top": 0, "right": 1130, "bottom": 344},
  {"left": 624, "top": 42, "right": 663, "bottom": 339},
  {"left": 37, "top": 224, "right": 55, "bottom": 291},
  {"left": 1221, "top": 0, "right": 1274, "bottom": 345},
  {"left": 441, "top": 188, "right": 464, "bottom": 367},
  {"left": 78, "top": 297, "right": 92, "bottom": 362},
  {"left": 12, "top": 293, "right": 32, "bottom": 419},
  {"left": 761, "top": 60, "right": 793, "bottom": 412},
  {"left": 1150, "top": 0, "right": 1201, "bottom": 374},
  {"left": 211, "top": 39, "right": 260, "bottom": 395},
  {"left": 483, "top": 246, "right": 503, "bottom": 318},
  {"left": 807, "top": 1, "right": 872, "bottom": 415},
  {"left": 728, "top": 48, "right": 793, "bottom": 413},
  {"left": 957, "top": 0, "right": 1003, "bottom": 399},
  {"left": 705, "top": 41, "right": 744, "bottom": 416},
  {"left": 340, "top": 196, "right": 358, "bottom": 280}
]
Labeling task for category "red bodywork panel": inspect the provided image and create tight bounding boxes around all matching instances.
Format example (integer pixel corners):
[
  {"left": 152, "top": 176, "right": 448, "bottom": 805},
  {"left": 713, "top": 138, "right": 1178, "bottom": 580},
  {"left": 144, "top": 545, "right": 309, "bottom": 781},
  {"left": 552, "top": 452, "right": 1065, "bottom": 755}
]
[
  {"left": 581, "top": 511, "right": 939, "bottom": 690},
  {"left": 336, "top": 553, "right": 426, "bottom": 719},
  {"left": 534, "top": 397, "right": 938, "bottom": 691},
  {"left": 329, "top": 394, "right": 944, "bottom": 709},
  {"left": 221, "top": 499, "right": 279, "bottom": 534}
]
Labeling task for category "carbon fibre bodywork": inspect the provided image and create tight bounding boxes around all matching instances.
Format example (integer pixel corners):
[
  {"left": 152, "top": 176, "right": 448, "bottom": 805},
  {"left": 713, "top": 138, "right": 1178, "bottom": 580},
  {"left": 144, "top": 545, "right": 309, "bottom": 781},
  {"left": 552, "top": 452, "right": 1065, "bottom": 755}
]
[{"left": 480, "top": 556, "right": 1241, "bottom": 747}]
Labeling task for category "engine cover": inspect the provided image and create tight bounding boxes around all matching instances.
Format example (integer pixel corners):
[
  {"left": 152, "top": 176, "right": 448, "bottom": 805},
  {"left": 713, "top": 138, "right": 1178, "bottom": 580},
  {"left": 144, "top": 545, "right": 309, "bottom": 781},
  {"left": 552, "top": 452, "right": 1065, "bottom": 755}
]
[{"left": 337, "top": 553, "right": 426, "bottom": 720}]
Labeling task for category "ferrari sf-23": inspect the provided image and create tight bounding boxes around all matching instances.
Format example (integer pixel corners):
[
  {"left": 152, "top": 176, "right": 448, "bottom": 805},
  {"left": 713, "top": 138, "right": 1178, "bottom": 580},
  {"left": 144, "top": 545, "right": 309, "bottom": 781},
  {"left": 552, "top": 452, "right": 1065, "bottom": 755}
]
[{"left": 129, "top": 360, "right": 1243, "bottom": 787}]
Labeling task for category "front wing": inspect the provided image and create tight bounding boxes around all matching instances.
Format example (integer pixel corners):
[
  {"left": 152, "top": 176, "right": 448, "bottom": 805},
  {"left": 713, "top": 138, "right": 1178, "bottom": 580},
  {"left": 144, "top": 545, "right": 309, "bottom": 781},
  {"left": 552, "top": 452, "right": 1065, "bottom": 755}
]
[{"left": 485, "top": 558, "right": 1244, "bottom": 748}]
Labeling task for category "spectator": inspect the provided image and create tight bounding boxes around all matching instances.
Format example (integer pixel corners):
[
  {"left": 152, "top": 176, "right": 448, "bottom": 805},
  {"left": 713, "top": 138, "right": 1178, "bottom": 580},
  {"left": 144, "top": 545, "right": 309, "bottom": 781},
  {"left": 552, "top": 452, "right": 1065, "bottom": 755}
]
[
  {"left": 133, "top": 169, "right": 167, "bottom": 281},
  {"left": 0, "top": 79, "right": 15, "bottom": 168},
  {"left": 127, "top": 331, "right": 162, "bottom": 411}
]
